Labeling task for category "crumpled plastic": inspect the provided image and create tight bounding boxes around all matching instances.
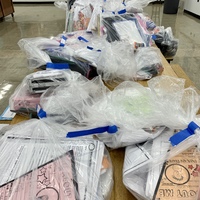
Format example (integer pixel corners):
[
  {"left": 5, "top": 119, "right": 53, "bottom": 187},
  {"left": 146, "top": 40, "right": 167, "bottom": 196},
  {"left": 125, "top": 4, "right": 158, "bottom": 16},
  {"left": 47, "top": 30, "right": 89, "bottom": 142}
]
[
  {"left": 38, "top": 75, "right": 200, "bottom": 148},
  {"left": 0, "top": 118, "right": 113, "bottom": 200}
]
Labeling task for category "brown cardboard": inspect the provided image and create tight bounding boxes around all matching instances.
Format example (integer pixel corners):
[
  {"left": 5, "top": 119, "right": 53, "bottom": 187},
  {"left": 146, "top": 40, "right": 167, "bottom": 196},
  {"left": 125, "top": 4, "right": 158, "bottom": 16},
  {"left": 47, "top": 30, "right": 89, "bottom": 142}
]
[{"left": 155, "top": 146, "right": 200, "bottom": 200}]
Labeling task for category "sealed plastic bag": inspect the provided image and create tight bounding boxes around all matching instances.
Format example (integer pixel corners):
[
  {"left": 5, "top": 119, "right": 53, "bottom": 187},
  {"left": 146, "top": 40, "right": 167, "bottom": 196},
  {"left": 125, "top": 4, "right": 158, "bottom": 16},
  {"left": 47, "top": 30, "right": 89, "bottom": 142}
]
[
  {"left": 9, "top": 74, "right": 41, "bottom": 114},
  {"left": 9, "top": 70, "right": 75, "bottom": 114},
  {"left": 154, "top": 27, "right": 179, "bottom": 57},
  {"left": 38, "top": 74, "right": 108, "bottom": 124},
  {"left": 92, "top": 78, "right": 200, "bottom": 130},
  {"left": 123, "top": 122, "right": 200, "bottom": 200},
  {"left": 135, "top": 47, "right": 164, "bottom": 80},
  {"left": 147, "top": 76, "right": 200, "bottom": 128},
  {"left": 102, "top": 13, "right": 151, "bottom": 48},
  {"left": 66, "top": 0, "right": 97, "bottom": 32},
  {"left": 135, "top": 13, "right": 156, "bottom": 33},
  {"left": 18, "top": 35, "right": 98, "bottom": 79},
  {"left": 38, "top": 76, "right": 200, "bottom": 148},
  {"left": 18, "top": 38, "right": 59, "bottom": 69},
  {"left": 96, "top": 40, "right": 137, "bottom": 81},
  {"left": 0, "top": 119, "right": 113, "bottom": 200}
]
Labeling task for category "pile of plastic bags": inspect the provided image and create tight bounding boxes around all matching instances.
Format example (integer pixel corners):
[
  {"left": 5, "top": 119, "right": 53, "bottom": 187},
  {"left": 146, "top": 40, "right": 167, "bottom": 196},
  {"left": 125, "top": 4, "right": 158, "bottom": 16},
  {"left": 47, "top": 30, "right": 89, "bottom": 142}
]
[{"left": 2, "top": 0, "right": 200, "bottom": 200}]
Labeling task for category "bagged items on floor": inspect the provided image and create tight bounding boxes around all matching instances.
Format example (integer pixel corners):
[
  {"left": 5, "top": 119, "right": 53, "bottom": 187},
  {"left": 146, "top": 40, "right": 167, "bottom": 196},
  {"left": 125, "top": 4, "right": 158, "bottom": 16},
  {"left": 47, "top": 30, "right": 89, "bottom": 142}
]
[
  {"left": 0, "top": 119, "right": 113, "bottom": 200},
  {"left": 123, "top": 122, "right": 200, "bottom": 200},
  {"left": 153, "top": 26, "right": 179, "bottom": 57}
]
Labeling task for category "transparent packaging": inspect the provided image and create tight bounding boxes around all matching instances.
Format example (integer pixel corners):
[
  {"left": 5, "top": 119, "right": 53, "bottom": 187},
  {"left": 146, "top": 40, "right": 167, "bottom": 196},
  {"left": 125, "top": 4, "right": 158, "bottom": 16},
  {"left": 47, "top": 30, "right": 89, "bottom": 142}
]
[
  {"left": 154, "top": 27, "right": 179, "bottom": 57},
  {"left": 135, "top": 47, "right": 164, "bottom": 80},
  {"left": 101, "top": 13, "right": 151, "bottom": 48},
  {"left": 38, "top": 76, "right": 200, "bottom": 149},
  {"left": 123, "top": 123, "right": 200, "bottom": 200},
  {"left": 18, "top": 34, "right": 99, "bottom": 79},
  {"left": 0, "top": 119, "right": 113, "bottom": 200},
  {"left": 9, "top": 74, "right": 41, "bottom": 114},
  {"left": 9, "top": 70, "right": 76, "bottom": 114},
  {"left": 96, "top": 40, "right": 137, "bottom": 81},
  {"left": 39, "top": 74, "right": 108, "bottom": 124},
  {"left": 18, "top": 38, "right": 59, "bottom": 69}
]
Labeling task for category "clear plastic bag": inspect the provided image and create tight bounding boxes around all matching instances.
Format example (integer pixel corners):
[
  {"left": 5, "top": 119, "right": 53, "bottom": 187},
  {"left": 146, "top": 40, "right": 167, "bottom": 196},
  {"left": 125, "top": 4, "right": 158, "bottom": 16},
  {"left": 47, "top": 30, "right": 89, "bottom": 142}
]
[
  {"left": 18, "top": 38, "right": 59, "bottom": 69},
  {"left": 96, "top": 40, "right": 137, "bottom": 81},
  {"left": 0, "top": 119, "right": 113, "bottom": 200},
  {"left": 66, "top": 0, "right": 97, "bottom": 32},
  {"left": 147, "top": 76, "right": 200, "bottom": 129},
  {"left": 154, "top": 27, "right": 179, "bottom": 57},
  {"left": 135, "top": 13, "right": 156, "bottom": 32},
  {"left": 54, "top": 1, "right": 69, "bottom": 10},
  {"left": 38, "top": 75, "right": 200, "bottom": 149},
  {"left": 135, "top": 47, "right": 164, "bottom": 80},
  {"left": 123, "top": 122, "right": 200, "bottom": 200},
  {"left": 18, "top": 34, "right": 99, "bottom": 79},
  {"left": 9, "top": 70, "right": 76, "bottom": 114},
  {"left": 38, "top": 74, "right": 108, "bottom": 124},
  {"left": 101, "top": 13, "right": 151, "bottom": 48},
  {"left": 9, "top": 74, "right": 41, "bottom": 114}
]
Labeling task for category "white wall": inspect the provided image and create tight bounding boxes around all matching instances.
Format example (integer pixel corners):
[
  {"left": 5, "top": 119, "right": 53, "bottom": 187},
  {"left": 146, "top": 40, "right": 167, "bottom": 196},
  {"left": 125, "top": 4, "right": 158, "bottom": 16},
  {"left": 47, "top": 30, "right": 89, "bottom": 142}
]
[{"left": 184, "top": 0, "right": 200, "bottom": 16}]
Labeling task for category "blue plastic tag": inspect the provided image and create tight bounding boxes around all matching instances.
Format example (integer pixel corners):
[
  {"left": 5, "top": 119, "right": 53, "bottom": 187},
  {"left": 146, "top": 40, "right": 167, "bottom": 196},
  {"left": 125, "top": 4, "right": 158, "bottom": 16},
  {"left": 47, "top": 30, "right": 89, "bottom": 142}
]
[
  {"left": 59, "top": 35, "right": 67, "bottom": 47},
  {"left": 169, "top": 121, "right": 199, "bottom": 146},
  {"left": 78, "top": 36, "right": 89, "bottom": 43},
  {"left": 66, "top": 125, "right": 118, "bottom": 138},
  {"left": 37, "top": 107, "right": 47, "bottom": 119},
  {"left": 118, "top": 9, "right": 126, "bottom": 15}
]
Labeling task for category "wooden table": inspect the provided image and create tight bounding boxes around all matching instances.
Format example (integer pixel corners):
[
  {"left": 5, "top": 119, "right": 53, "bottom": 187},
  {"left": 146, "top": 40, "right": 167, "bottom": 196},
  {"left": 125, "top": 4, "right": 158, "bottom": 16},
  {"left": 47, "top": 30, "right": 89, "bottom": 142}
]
[{"left": 3, "top": 50, "right": 198, "bottom": 200}]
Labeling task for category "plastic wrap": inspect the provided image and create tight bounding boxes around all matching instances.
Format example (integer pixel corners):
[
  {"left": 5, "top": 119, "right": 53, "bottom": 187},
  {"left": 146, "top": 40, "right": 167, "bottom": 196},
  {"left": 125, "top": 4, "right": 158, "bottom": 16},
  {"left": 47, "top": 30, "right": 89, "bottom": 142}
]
[
  {"left": 135, "top": 13, "right": 156, "bottom": 32},
  {"left": 27, "top": 70, "right": 73, "bottom": 94},
  {"left": 38, "top": 76, "right": 200, "bottom": 148},
  {"left": 18, "top": 38, "right": 59, "bottom": 69},
  {"left": 9, "top": 70, "right": 76, "bottom": 114},
  {"left": 9, "top": 74, "right": 41, "bottom": 114},
  {"left": 147, "top": 76, "right": 200, "bottom": 128},
  {"left": 0, "top": 119, "right": 113, "bottom": 200},
  {"left": 96, "top": 40, "right": 137, "bottom": 80},
  {"left": 101, "top": 13, "right": 151, "bottom": 48},
  {"left": 65, "top": 0, "right": 98, "bottom": 32},
  {"left": 135, "top": 47, "right": 164, "bottom": 80},
  {"left": 154, "top": 27, "right": 179, "bottom": 57},
  {"left": 38, "top": 74, "right": 108, "bottom": 124},
  {"left": 123, "top": 122, "right": 200, "bottom": 200},
  {"left": 18, "top": 35, "right": 99, "bottom": 79}
]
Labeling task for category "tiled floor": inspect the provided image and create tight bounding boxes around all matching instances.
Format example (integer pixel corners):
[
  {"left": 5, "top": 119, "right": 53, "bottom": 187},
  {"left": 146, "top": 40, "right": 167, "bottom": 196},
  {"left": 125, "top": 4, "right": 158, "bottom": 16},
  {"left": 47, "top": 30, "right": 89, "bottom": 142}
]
[{"left": 0, "top": 3, "right": 200, "bottom": 114}]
